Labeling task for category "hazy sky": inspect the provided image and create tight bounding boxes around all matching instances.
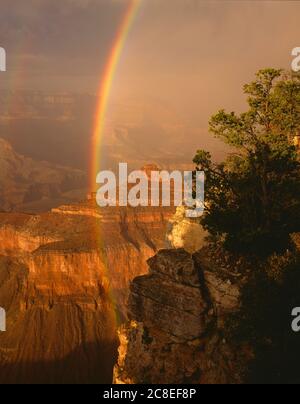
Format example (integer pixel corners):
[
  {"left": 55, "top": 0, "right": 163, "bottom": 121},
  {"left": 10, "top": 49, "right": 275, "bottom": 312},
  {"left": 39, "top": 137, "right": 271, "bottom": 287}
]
[{"left": 1, "top": 0, "right": 300, "bottom": 127}]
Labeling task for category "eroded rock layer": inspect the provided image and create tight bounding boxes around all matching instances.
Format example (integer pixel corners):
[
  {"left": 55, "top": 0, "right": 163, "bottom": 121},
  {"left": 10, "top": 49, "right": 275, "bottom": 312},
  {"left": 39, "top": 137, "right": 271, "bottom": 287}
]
[
  {"left": 114, "top": 249, "right": 248, "bottom": 385},
  {"left": 0, "top": 204, "right": 172, "bottom": 383}
]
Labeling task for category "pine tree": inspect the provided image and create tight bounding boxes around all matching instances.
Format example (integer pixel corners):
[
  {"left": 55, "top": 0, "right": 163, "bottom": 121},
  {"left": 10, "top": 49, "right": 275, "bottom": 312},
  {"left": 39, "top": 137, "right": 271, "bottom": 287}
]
[{"left": 194, "top": 69, "right": 300, "bottom": 256}]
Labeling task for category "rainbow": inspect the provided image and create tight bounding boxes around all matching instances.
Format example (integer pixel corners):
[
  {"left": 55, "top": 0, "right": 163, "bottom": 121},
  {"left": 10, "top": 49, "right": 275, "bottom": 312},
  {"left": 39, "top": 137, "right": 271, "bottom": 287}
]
[
  {"left": 89, "top": 0, "right": 141, "bottom": 326},
  {"left": 90, "top": 0, "right": 141, "bottom": 190}
]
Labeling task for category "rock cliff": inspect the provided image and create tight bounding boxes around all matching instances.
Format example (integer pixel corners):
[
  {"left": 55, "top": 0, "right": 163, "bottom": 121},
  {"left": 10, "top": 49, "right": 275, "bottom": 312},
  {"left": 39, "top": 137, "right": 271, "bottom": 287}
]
[
  {"left": 114, "top": 248, "right": 249, "bottom": 384},
  {"left": 0, "top": 203, "right": 172, "bottom": 383}
]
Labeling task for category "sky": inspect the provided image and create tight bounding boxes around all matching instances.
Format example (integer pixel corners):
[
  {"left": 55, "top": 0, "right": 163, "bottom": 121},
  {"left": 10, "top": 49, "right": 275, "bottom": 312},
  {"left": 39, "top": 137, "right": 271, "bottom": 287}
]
[{"left": 0, "top": 0, "right": 300, "bottom": 132}]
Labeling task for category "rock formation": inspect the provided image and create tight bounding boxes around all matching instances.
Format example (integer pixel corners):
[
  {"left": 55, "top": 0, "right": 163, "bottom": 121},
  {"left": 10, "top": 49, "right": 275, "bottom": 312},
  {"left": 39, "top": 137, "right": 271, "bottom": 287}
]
[
  {"left": 0, "top": 203, "right": 172, "bottom": 383},
  {"left": 0, "top": 138, "right": 87, "bottom": 212},
  {"left": 114, "top": 248, "right": 249, "bottom": 384}
]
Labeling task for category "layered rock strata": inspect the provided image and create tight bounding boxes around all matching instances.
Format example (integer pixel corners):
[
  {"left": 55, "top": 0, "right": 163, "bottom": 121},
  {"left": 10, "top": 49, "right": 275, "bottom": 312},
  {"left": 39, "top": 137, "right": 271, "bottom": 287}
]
[
  {"left": 0, "top": 204, "right": 172, "bottom": 383},
  {"left": 114, "top": 248, "right": 246, "bottom": 384}
]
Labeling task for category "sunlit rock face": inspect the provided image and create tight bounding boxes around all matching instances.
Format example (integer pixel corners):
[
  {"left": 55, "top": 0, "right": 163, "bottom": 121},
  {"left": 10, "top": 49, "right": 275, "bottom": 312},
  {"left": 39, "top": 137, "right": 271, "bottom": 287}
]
[
  {"left": 167, "top": 206, "right": 208, "bottom": 253},
  {"left": 114, "top": 249, "right": 247, "bottom": 385},
  {"left": 0, "top": 203, "right": 172, "bottom": 383}
]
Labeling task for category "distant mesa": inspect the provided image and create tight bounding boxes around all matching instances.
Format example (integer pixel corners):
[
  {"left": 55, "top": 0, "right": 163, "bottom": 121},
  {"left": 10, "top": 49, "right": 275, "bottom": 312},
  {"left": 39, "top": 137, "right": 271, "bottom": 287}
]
[{"left": 0, "top": 138, "right": 87, "bottom": 213}]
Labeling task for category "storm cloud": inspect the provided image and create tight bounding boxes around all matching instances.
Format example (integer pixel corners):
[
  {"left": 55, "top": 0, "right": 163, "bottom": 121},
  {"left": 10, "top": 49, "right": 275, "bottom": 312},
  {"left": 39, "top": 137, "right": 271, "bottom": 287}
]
[{"left": 0, "top": 0, "right": 300, "bottom": 123}]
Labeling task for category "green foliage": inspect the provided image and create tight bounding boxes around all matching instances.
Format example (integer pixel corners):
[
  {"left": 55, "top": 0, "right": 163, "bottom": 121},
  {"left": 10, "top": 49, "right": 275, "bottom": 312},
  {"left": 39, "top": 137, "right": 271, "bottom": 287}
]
[{"left": 194, "top": 69, "right": 300, "bottom": 256}]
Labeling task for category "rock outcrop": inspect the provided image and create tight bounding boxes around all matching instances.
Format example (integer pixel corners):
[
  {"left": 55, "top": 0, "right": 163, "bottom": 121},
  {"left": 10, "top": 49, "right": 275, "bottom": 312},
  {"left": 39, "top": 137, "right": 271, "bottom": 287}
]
[
  {"left": 114, "top": 248, "right": 247, "bottom": 384},
  {"left": 0, "top": 203, "right": 172, "bottom": 383}
]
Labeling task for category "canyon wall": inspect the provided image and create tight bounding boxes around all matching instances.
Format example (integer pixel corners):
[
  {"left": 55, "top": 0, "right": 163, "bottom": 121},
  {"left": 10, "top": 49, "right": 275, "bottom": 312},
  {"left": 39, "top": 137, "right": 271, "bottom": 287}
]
[{"left": 0, "top": 203, "right": 172, "bottom": 383}]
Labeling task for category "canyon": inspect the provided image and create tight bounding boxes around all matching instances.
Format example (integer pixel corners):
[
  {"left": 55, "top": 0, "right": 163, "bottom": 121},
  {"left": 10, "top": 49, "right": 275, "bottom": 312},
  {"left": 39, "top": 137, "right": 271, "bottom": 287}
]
[
  {"left": 0, "top": 200, "right": 173, "bottom": 383},
  {"left": 0, "top": 90, "right": 226, "bottom": 175},
  {"left": 1, "top": 182, "right": 295, "bottom": 384}
]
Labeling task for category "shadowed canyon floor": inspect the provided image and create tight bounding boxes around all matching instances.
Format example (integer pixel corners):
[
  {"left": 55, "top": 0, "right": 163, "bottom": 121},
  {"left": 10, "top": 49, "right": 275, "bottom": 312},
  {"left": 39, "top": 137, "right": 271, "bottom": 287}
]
[{"left": 0, "top": 202, "right": 173, "bottom": 383}]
